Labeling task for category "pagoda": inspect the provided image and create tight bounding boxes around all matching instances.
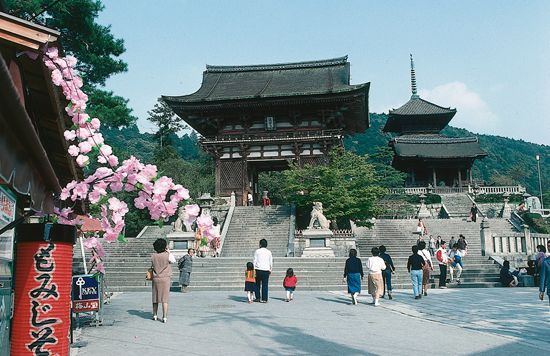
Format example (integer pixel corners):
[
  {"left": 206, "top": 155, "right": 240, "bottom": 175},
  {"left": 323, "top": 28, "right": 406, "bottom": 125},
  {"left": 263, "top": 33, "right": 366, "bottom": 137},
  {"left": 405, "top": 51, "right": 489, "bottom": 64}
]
[
  {"left": 383, "top": 55, "right": 486, "bottom": 187},
  {"left": 164, "top": 56, "right": 370, "bottom": 205}
]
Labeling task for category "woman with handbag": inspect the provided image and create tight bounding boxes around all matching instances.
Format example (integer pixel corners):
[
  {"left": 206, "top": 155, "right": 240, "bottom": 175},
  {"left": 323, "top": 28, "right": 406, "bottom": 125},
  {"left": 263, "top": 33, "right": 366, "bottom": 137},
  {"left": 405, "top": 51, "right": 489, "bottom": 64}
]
[
  {"left": 418, "top": 241, "right": 434, "bottom": 296},
  {"left": 150, "top": 238, "right": 176, "bottom": 323}
]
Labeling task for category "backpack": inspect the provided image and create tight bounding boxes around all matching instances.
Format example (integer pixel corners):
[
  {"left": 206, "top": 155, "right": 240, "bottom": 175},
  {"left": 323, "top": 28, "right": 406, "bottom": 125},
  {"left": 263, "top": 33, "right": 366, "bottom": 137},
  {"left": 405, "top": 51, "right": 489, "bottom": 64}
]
[{"left": 178, "top": 256, "right": 186, "bottom": 270}]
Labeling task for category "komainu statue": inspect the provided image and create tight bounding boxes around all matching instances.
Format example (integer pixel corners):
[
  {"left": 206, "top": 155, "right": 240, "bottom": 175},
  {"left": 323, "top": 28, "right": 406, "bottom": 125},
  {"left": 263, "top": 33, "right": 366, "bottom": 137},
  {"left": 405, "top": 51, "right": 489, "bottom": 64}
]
[
  {"left": 173, "top": 206, "right": 193, "bottom": 232},
  {"left": 307, "top": 202, "right": 331, "bottom": 230}
]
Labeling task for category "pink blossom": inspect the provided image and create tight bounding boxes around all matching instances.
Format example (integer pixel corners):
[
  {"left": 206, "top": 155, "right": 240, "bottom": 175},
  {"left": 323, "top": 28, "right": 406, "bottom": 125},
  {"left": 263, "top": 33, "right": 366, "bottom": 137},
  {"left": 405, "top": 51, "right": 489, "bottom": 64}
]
[
  {"left": 76, "top": 154, "right": 90, "bottom": 167},
  {"left": 78, "top": 141, "right": 92, "bottom": 154},
  {"left": 77, "top": 128, "right": 92, "bottom": 140},
  {"left": 68, "top": 145, "right": 79, "bottom": 157},
  {"left": 99, "top": 144, "right": 113, "bottom": 157},
  {"left": 185, "top": 204, "right": 200, "bottom": 217},
  {"left": 51, "top": 69, "right": 63, "bottom": 85},
  {"left": 97, "top": 155, "right": 107, "bottom": 164},
  {"left": 72, "top": 182, "right": 89, "bottom": 200},
  {"left": 107, "top": 155, "right": 119, "bottom": 166},
  {"left": 64, "top": 130, "right": 76, "bottom": 141},
  {"left": 46, "top": 47, "right": 58, "bottom": 59},
  {"left": 90, "top": 118, "right": 101, "bottom": 130},
  {"left": 108, "top": 197, "right": 128, "bottom": 214},
  {"left": 65, "top": 55, "right": 77, "bottom": 67}
]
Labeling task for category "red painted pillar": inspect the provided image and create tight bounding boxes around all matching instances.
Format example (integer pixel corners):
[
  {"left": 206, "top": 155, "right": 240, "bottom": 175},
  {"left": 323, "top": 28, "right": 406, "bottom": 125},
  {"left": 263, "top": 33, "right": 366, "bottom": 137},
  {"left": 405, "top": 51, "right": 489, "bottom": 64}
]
[{"left": 11, "top": 223, "right": 76, "bottom": 356}]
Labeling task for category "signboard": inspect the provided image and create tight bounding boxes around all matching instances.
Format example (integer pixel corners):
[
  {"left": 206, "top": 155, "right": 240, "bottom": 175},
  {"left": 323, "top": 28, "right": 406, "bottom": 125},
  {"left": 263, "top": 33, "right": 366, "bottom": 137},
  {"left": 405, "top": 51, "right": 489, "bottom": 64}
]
[
  {"left": 72, "top": 274, "right": 100, "bottom": 313},
  {"left": 0, "top": 186, "right": 16, "bottom": 260}
]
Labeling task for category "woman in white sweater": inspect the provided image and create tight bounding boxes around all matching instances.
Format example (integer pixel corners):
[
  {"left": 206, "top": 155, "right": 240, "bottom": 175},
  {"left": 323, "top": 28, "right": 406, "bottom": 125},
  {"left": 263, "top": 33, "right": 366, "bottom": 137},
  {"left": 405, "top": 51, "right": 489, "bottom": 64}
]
[{"left": 366, "top": 247, "right": 386, "bottom": 306}]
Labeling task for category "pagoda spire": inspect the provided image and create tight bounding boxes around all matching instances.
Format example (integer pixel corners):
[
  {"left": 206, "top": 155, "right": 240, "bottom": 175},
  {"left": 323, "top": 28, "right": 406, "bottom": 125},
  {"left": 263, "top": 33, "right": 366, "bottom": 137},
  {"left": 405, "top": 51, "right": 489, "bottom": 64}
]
[{"left": 410, "top": 54, "right": 419, "bottom": 99}]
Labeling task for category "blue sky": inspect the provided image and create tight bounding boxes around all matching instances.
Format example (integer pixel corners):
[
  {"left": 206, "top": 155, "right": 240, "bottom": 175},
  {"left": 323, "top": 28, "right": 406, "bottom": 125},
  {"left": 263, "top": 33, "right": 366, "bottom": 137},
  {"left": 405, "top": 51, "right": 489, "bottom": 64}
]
[{"left": 98, "top": 0, "right": 550, "bottom": 145}]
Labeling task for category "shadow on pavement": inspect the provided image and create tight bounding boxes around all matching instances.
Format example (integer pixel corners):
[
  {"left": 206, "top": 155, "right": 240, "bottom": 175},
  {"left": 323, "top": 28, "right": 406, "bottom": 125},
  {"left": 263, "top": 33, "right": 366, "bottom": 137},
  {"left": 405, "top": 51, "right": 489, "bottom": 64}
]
[
  {"left": 189, "top": 309, "right": 373, "bottom": 355},
  {"left": 127, "top": 309, "right": 152, "bottom": 320},
  {"left": 317, "top": 296, "right": 351, "bottom": 305}
]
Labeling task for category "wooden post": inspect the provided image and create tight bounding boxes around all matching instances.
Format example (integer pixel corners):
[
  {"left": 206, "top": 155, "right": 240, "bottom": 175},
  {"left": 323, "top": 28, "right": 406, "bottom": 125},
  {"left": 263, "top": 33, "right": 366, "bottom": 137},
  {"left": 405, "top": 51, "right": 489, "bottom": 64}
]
[
  {"left": 432, "top": 168, "right": 437, "bottom": 187},
  {"left": 458, "top": 169, "right": 462, "bottom": 187}
]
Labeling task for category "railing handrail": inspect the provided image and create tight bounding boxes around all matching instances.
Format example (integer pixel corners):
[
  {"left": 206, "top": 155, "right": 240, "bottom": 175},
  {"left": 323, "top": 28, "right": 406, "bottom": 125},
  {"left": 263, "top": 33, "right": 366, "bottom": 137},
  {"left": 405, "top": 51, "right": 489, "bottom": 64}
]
[
  {"left": 388, "top": 185, "right": 526, "bottom": 196},
  {"left": 200, "top": 129, "right": 343, "bottom": 143}
]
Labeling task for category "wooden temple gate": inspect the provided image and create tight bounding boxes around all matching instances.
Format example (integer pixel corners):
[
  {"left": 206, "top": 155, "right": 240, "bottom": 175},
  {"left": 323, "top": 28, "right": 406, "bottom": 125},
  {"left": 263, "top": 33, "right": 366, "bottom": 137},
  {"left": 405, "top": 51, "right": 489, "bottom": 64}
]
[{"left": 164, "top": 56, "right": 370, "bottom": 205}]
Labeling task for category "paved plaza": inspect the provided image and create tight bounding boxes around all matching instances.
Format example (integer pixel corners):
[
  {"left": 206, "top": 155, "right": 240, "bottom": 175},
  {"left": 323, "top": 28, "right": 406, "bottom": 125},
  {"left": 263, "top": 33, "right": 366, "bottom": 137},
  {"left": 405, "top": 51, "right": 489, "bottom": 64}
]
[{"left": 71, "top": 287, "right": 549, "bottom": 355}]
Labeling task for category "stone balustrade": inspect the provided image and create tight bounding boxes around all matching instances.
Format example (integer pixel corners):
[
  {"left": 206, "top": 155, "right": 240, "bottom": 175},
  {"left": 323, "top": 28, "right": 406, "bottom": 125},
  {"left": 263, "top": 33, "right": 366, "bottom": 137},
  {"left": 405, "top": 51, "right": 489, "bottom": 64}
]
[
  {"left": 491, "top": 233, "right": 527, "bottom": 255},
  {"left": 388, "top": 185, "right": 526, "bottom": 196}
]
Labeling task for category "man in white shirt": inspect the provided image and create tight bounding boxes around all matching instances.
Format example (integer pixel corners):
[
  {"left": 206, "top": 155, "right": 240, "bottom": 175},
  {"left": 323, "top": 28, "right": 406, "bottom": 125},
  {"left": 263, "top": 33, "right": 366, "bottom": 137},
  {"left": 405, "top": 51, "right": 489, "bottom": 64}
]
[
  {"left": 366, "top": 247, "right": 386, "bottom": 306},
  {"left": 435, "top": 241, "right": 449, "bottom": 288},
  {"left": 253, "top": 239, "right": 273, "bottom": 303}
]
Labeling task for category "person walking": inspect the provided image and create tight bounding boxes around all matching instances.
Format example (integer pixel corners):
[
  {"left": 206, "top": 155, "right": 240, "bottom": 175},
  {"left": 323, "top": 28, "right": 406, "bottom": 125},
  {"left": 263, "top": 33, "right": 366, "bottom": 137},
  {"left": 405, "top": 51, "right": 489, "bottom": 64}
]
[
  {"left": 343, "top": 248, "right": 363, "bottom": 305},
  {"left": 366, "top": 247, "right": 386, "bottom": 306},
  {"left": 470, "top": 204, "right": 478, "bottom": 222},
  {"left": 457, "top": 234, "right": 468, "bottom": 257},
  {"left": 262, "top": 190, "right": 271, "bottom": 207},
  {"left": 379, "top": 245, "right": 395, "bottom": 300},
  {"left": 253, "top": 239, "right": 273, "bottom": 303},
  {"left": 247, "top": 191, "right": 254, "bottom": 206},
  {"left": 417, "top": 218, "right": 428, "bottom": 236},
  {"left": 407, "top": 245, "right": 425, "bottom": 299},
  {"left": 535, "top": 244, "right": 547, "bottom": 273},
  {"left": 436, "top": 235, "right": 443, "bottom": 249},
  {"left": 244, "top": 262, "right": 256, "bottom": 304},
  {"left": 418, "top": 241, "right": 434, "bottom": 296},
  {"left": 448, "top": 236, "right": 456, "bottom": 251},
  {"left": 449, "top": 244, "right": 463, "bottom": 284},
  {"left": 151, "top": 238, "right": 176, "bottom": 323},
  {"left": 178, "top": 248, "right": 194, "bottom": 293},
  {"left": 435, "top": 241, "right": 449, "bottom": 288},
  {"left": 283, "top": 268, "right": 297, "bottom": 302},
  {"left": 428, "top": 235, "right": 436, "bottom": 256},
  {"left": 538, "top": 240, "right": 550, "bottom": 307}
]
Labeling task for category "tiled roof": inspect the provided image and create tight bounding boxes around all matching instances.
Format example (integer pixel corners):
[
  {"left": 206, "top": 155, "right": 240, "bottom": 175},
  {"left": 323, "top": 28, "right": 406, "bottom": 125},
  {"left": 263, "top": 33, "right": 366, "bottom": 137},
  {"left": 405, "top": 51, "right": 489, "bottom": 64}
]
[
  {"left": 389, "top": 97, "right": 456, "bottom": 116},
  {"left": 383, "top": 97, "right": 457, "bottom": 133},
  {"left": 390, "top": 134, "right": 487, "bottom": 159},
  {"left": 163, "top": 56, "right": 368, "bottom": 103}
]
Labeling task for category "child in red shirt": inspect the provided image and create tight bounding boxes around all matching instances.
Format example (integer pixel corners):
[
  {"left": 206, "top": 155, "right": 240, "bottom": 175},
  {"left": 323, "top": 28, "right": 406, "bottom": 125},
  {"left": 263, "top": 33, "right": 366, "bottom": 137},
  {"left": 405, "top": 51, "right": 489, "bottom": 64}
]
[{"left": 283, "top": 268, "right": 297, "bottom": 302}]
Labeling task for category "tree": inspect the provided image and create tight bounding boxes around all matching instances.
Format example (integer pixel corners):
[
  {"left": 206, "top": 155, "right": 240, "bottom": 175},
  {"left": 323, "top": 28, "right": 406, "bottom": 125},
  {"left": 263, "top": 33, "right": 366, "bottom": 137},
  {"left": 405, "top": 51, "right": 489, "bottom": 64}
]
[
  {"left": 282, "top": 147, "right": 387, "bottom": 227},
  {"left": 6, "top": 0, "right": 136, "bottom": 128},
  {"left": 147, "top": 98, "right": 187, "bottom": 147}
]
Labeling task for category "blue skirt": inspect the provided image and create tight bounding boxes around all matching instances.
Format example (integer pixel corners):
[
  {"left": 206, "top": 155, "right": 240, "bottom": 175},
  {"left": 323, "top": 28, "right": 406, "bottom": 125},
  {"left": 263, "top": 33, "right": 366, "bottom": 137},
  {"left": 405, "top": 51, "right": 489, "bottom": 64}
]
[
  {"left": 347, "top": 273, "right": 361, "bottom": 294},
  {"left": 244, "top": 281, "right": 256, "bottom": 292}
]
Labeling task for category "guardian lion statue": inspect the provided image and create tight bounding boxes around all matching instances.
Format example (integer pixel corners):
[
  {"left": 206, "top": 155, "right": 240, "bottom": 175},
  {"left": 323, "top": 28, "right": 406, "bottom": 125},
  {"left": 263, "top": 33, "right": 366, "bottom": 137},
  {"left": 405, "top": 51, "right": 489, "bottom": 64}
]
[{"left": 307, "top": 202, "right": 331, "bottom": 230}]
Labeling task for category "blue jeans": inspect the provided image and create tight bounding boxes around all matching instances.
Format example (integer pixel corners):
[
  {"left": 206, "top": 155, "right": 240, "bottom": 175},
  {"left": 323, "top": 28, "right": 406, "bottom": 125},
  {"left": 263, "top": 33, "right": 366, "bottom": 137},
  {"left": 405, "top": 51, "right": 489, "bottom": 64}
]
[
  {"left": 255, "top": 270, "right": 270, "bottom": 301},
  {"left": 410, "top": 270, "right": 423, "bottom": 296},
  {"left": 382, "top": 270, "right": 392, "bottom": 295}
]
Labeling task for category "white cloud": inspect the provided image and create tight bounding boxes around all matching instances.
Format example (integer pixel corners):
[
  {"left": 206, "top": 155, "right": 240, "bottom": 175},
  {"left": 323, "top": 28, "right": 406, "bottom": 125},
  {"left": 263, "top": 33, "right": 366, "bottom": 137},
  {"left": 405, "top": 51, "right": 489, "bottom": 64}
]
[{"left": 418, "top": 82, "right": 498, "bottom": 134}]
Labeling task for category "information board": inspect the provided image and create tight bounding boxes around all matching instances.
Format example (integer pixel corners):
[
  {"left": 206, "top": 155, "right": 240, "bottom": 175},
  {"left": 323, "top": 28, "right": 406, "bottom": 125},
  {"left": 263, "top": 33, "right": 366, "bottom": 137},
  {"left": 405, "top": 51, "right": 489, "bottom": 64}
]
[{"left": 72, "top": 274, "right": 100, "bottom": 313}]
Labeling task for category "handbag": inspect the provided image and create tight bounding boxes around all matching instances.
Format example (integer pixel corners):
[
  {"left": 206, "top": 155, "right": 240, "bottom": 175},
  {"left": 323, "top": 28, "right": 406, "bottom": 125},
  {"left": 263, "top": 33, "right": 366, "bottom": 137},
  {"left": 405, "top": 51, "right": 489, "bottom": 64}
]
[{"left": 145, "top": 267, "right": 154, "bottom": 281}]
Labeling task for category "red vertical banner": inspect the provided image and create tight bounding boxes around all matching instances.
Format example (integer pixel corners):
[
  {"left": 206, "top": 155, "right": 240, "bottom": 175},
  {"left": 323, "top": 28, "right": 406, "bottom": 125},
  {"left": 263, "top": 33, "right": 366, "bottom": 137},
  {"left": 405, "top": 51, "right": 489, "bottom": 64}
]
[{"left": 11, "top": 224, "right": 76, "bottom": 356}]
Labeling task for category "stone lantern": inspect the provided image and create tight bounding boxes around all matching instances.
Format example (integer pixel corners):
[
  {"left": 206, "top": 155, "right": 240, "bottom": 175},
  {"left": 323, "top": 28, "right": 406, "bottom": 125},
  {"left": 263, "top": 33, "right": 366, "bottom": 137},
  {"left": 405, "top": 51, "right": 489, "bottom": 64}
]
[
  {"left": 418, "top": 193, "right": 430, "bottom": 218},
  {"left": 197, "top": 192, "right": 215, "bottom": 215},
  {"left": 501, "top": 192, "right": 512, "bottom": 218}
]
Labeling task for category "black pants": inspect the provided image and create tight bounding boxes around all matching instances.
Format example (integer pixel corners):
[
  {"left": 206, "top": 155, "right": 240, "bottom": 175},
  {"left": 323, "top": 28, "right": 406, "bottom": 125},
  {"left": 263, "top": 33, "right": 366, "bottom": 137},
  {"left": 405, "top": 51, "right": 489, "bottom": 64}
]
[
  {"left": 439, "top": 264, "right": 447, "bottom": 287},
  {"left": 255, "top": 269, "right": 270, "bottom": 301}
]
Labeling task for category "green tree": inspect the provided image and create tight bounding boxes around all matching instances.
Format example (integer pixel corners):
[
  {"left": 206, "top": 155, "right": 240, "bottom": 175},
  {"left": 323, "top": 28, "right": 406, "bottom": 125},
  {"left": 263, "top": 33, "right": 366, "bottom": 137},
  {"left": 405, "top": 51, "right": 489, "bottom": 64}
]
[
  {"left": 282, "top": 147, "right": 387, "bottom": 227},
  {"left": 147, "top": 98, "right": 187, "bottom": 147},
  {"left": 6, "top": 0, "right": 136, "bottom": 128}
]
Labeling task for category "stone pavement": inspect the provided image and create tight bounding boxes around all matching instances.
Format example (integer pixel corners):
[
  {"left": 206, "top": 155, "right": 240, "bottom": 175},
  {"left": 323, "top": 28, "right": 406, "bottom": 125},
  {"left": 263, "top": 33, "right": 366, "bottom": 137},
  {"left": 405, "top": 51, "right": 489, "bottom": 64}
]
[{"left": 71, "top": 288, "right": 550, "bottom": 355}]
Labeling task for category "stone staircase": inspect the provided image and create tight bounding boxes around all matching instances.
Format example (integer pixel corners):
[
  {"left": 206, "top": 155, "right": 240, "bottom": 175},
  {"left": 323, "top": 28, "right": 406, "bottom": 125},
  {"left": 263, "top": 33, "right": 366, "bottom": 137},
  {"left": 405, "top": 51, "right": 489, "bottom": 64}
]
[
  {"left": 73, "top": 230, "right": 348, "bottom": 291},
  {"left": 221, "top": 205, "right": 291, "bottom": 257},
  {"left": 355, "top": 218, "right": 516, "bottom": 289},
  {"left": 441, "top": 193, "right": 476, "bottom": 219},
  {"left": 72, "top": 207, "right": 519, "bottom": 291}
]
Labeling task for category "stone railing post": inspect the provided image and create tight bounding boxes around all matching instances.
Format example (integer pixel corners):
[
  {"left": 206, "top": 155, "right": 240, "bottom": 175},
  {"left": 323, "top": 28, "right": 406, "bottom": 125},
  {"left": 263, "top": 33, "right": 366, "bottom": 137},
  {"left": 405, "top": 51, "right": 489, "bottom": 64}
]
[
  {"left": 523, "top": 224, "right": 532, "bottom": 254},
  {"left": 480, "top": 218, "right": 492, "bottom": 256}
]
